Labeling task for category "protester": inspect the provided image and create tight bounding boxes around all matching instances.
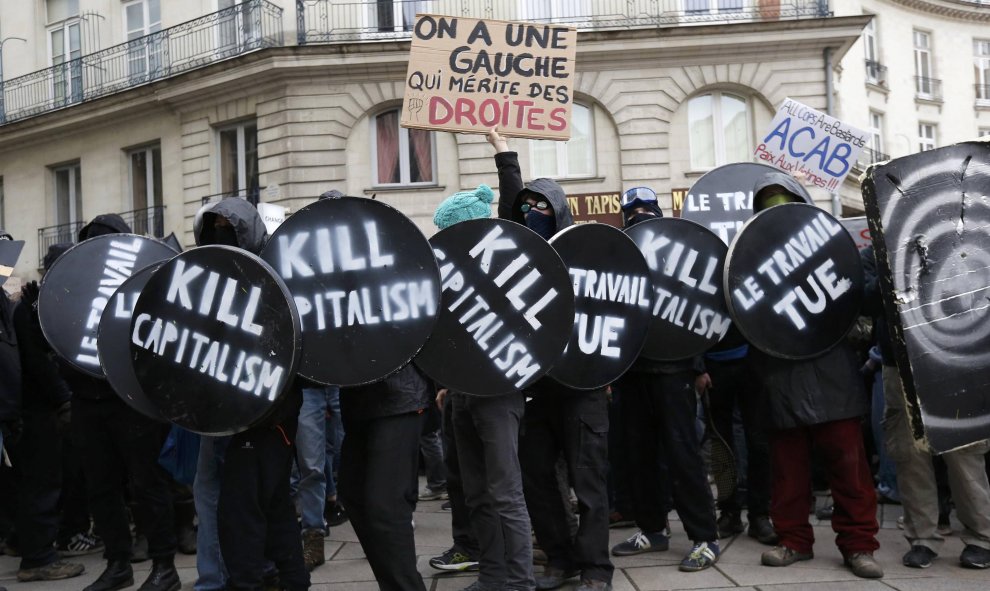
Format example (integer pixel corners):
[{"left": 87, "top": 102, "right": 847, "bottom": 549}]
[
  {"left": 748, "top": 174, "right": 883, "bottom": 579},
  {"left": 295, "top": 383, "right": 333, "bottom": 571},
  {"left": 418, "top": 408, "right": 448, "bottom": 502},
  {"left": 862, "top": 245, "right": 990, "bottom": 569},
  {"left": 486, "top": 129, "right": 615, "bottom": 591}
]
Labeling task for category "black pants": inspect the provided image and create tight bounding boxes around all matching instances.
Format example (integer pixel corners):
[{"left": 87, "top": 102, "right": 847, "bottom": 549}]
[
  {"left": 339, "top": 411, "right": 426, "bottom": 591},
  {"left": 619, "top": 371, "right": 717, "bottom": 543},
  {"left": 9, "top": 410, "right": 62, "bottom": 569},
  {"left": 706, "top": 357, "right": 772, "bottom": 518},
  {"left": 607, "top": 387, "right": 632, "bottom": 516},
  {"left": 442, "top": 394, "right": 478, "bottom": 556},
  {"left": 218, "top": 412, "right": 308, "bottom": 591},
  {"left": 58, "top": 431, "right": 91, "bottom": 546},
  {"left": 73, "top": 397, "right": 175, "bottom": 562},
  {"left": 521, "top": 391, "right": 613, "bottom": 583}
]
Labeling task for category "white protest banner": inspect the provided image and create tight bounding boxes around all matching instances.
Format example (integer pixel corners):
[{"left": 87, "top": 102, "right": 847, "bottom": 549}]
[
  {"left": 256, "top": 202, "right": 287, "bottom": 235},
  {"left": 400, "top": 14, "right": 576, "bottom": 140},
  {"left": 754, "top": 98, "right": 868, "bottom": 191}
]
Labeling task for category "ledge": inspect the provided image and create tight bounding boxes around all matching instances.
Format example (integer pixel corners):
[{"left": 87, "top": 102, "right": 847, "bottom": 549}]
[{"left": 362, "top": 184, "right": 445, "bottom": 195}]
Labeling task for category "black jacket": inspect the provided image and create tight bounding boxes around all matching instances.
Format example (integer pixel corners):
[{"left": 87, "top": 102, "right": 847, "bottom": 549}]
[
  {"left": 495, "top": 151, "right": 573, "bottom": 231},
  {"left": 340, "top": 364, "right": 431, "bottom": 422},
  {"left": 13, "top": 300, "right": 72, "bottom": 412},
  {"left": 0, "top": 289, "right": 21, "bottom": 423},
  {"left": 861, "top": 246, "right": 895, "bottom": 366}
]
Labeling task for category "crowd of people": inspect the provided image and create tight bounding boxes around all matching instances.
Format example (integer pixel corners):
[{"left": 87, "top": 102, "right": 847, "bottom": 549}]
[{"left": 1, "top": 129, "right": 989, "bottom": 591}]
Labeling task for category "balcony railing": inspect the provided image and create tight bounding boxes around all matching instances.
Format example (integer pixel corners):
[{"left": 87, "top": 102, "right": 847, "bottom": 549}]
[
  {"left": 915, "top": 76, "right": 943, "bottom": 102},
  {"left": 857, "top": 147, "right": 889, "bottom": 169},
  {"left": 297, "top": 0, "right": 831, "bottom": 44},
  {"left": 119, "top": 205, "right": 166, "bottom": 238},
  {"left": 977, "top": 84, "right": 990, "bottom": 104},
  {"left": 201, "top": 187, "right": 261, "bottom": 206},
  {"left": 0, "top": 0, "right": 283, "bottom": 126},
  {"left": 865, "top": 60, "right": 886, "bottom": 87},
  {"left": 37, "top": 221, "right": 85, "bottom": 263}
]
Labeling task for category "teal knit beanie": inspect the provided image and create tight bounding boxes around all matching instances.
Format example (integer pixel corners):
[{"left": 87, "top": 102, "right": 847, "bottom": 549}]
[{"left": 434, "top": 184, "right": 494, "bottom": 230}]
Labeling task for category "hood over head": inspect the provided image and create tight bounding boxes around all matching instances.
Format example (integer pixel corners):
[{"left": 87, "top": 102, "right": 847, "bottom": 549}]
[
  {"left": 319, "top": 189, "right": 345, "bottom": 200},
  {"left": 43, "top": 243, "right": 73, "bottom": 272},
  {"left": 195, "top": 198, "right": 268, "bottom": 255},
  {"left": 513, "top": 177, "right": 573, "bottom": 237},
  {"left": 78, "top": 214, "right": 131, "bottom": 241},
  {"left": 752, "top": 171, "right": 813, "bottom": 212}
]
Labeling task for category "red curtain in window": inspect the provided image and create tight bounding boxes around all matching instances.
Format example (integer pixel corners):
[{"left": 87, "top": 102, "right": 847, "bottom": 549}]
[
  {"left": 409, "top": 128, "right": 433, "bottom": 183},
  {"left": 376, "top": 111, "right": 400, "bottom": 184}
]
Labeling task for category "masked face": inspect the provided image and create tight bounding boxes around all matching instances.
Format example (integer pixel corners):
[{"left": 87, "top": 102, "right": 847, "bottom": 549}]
[
  {"left": 525, "top": 210, "right": 556, "bottom": 240},
  {"left": 759, "top": 192, "right": 798, "bottom": 210},
  {"left": 627, "top": 211, "right": 658, "bottom": 227},
  {"left": 212, "top": 217, "right": 239, "bottom": 247}
]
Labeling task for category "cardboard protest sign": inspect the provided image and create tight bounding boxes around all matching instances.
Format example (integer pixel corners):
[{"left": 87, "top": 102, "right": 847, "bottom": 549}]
[
  {"left": 414, "top": 219, "right": 574, "bottom": 396},
  {"left": 257, "top": 202, "right": 287, "bottom": 236},
  {"left": 400, "top": 15, "right": 576, "bottom": 140},
  {"left": 98, "top": 263, "right": 166, "bottom": 422},
  {"left": 548, "top": 224, "right": 652, "bottom": 389},
  {"left": 565, "top": 192, "right": 623, "bottom": 227},
  {"left": 38, "top": 235, "right": 179, "bottom": 378},
  {"left": 840, "top": 216, "right": 872, "bottom": 251},
  {"left": 0, "top": 240, "right": 24, "bottom": 286},
  {"left": 725, "top": 203, "right": 863, "bottom": 359},
  {"left": 130, "top": 246, "right": 301, "bottom": 435},
  {"left": 260, "top": 197, "right": 441, "bottom": 386},
  {"left": 755, "top": 98, "right": 867, "bottom": 191},
  {"left": 862, "top": 142, "right": 990, "bottom": 452},
  {"left": 681, "top": 163, "right": 781, "bottom": 245},
  {"left": 625, "top": 218, "right": 731, "bottom": 361}
]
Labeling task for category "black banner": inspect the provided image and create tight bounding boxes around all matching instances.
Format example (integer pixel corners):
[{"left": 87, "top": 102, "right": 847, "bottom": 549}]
[
  {"left": 415, "top": 219, "right": 574, "bottom": 396},
  {"left": 625, "top": 218, "right": 731, "bottom": 361},
  {"left": 38, "top": 234, "right": 178, "bottom": 377},
  {"left": 261, "top": 197, "right": 440, "bottom": 386},
  {"left": 725, "top": 203, "right": 863, "bottom": 359},
  {"left": 130, "top": 246, "right": 301, "bottom": 435},
  {"left": 548, "top": 224, "right": 652, "bottom": 389},
  {"left": 681, "top": 162, "right": 782, "bottom": 245},
  {"left": 98, "top": 263, "right": 166, "bottom": 422},
  {"left": 863, "top": 142, "right": 990, "bottom": 452}
]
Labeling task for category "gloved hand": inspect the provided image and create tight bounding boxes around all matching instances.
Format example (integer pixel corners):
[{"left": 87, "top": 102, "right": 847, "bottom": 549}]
[{"left": 21, "top": 280, "right": 40, "bottom": 308}]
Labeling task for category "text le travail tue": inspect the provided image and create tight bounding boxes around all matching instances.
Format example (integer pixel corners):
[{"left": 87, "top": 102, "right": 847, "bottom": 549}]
[{"left": 77, "top": 237, "right": 145, "bottom": 367}]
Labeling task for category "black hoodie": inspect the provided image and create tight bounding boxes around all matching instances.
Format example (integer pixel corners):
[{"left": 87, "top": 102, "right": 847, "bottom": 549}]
[
  {"left": 494, "top": 151, "right": 573, "bottom": 232},
  {"left": 78, "top": 213, "right": 132, "bottom": 241},
  {"left": 195, "top": 198, "right": 268, "bottom": 255},
  {"left": 0, "top": 288, "right": 21, "bottom": 424}
]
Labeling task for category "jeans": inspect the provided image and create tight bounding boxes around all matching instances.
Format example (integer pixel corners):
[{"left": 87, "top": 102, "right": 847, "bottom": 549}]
[
  {"left": 324, "top": 388, "right": 343, "bottom": 499},
  {"left": 870, "top": 368, "right": 898, "bottom": 501},
  {"left": 420, "top": 428, "right": 446, "bottom": 491},
  {"left": 194, "top": 436, "right": 230, "bottom": 591},
  {"left": 296, "top": 387, "right": 332, "bottom": 530}
]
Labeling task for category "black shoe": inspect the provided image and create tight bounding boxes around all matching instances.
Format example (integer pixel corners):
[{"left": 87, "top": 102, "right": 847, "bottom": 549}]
[
  {"left": 960, "top": 544, "right": 990, "bottom": 569},
  {"left": 138, "top": 558, "right": 180, "bottom": 591},
  {"left": 815, "top": 504, "right": 834, "bottom": 520},
  {"left": 902, "top": 545, "right": 937, "bottom": 569},
  {"left": 747, "top": 515, "right": 779, "bottom": 546},
  {"left": 716, "top": 512, "right": 744, "bottom": 539},
  {"left": 176, "top": 524, "right": 197, "bottom": 555},
  {"left": 83, "top": 559, "right": 134, "bottom": 591},
  {"left": 325, "top": 501, "right": 349, "bottom": 527},
  {"left": 535, "top": 565, "right": 579, "bottom": 590}
]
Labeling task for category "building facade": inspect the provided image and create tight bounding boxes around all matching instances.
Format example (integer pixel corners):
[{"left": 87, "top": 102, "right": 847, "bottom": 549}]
[{"left": 0, "top": 0, "right": 875, "bottom": 279}]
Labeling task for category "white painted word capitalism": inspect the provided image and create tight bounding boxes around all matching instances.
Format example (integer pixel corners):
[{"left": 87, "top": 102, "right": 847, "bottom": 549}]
[{"left": 77, "top": 237, "right": 145, "bottom": 367}]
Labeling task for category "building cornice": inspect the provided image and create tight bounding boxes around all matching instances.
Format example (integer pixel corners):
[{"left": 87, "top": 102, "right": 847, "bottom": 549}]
[{"left": 885, "top": 0, "right": 990, "bottom": 21}]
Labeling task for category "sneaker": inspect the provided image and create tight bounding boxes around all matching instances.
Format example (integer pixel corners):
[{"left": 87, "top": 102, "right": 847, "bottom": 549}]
[
  {"left": 325, "top": 501, "right": 348, "bottom": 527},
  {"left": 844, "top": 552, "right": 883, "bottom": 578},
  {"left": 679, "top": 541, "right": 720, "bottom": 572},
  {"left": 761, "top": 545, "right": 813, "bottom": 566},
  {"left": 815, "top": 504, "right": 834, "bottom": 520},
  {"left": 59, "top": 532, "right": 105, "bottom": 557},
  {"left": 611, "top": 530, "right": 669, "bottom": 556},
  {"left": 535, "top": 565, "right": 579, "bottom": 590},
  {"left": 302, "top": 528, "right": 325, "bottom": 572},
  {"left": 747, "top": 515, "right": 779, "bottom": 546},
  {"left": 902, "top": 545, "right": 936, "bottom": 568},
  {"left": 418, "top": 487, "right": 449, "bottom": 501},
  {"left": 429, "top": 547, "right": 479, "bottom": 572},
  {"left": 441, "top": 501, "right": 452, "bottom": 512},
  {"left": 576, "top": 580, "right": 612, "bottom": 591},
  {"left": 716, "top": 512, "right": 744, "bottom": 538},
  {"left": 17, "top": 560, "right": 85, "bottom": 582},
  {"left": 960, "top": 544, "right": 990, "bottom": 569},
  {"left": 608, "top": 511, "right": 634, "bottom": 529}
]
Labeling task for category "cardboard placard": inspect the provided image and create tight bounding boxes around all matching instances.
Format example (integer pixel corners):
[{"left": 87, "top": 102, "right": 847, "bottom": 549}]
[
  {"left": 625, "top": 218, "right": 731, "bottom": 361},
  {"left": 839, "top": 216, "right": 872, "bottom": 251},
  {"left": 414, "top": 219, "right": 574, "bottom": 396},
  {"left": 260, "top": 197, "right": 441, "bottom": 386},
  {"left": 257, "top": 202, "right": 288, "bottom": 236},
  {"left": 725, "top": 203, "right": 863, "bottom": 359},
  {"left": 400, "top": 14, "right": 576, "bottom": 140},
  {"left": 130, "top": 246, "right": 301, "bottom": 435},
  {"left": 548, "top": 224, "right": 652, "bottom": 389},
  {"left": 0, "top": 240, "right": 24, "bottom": 286},
  {"left": 863, "top": 142, "right": 990, "bottom": 452},
  {"left": 755, "top": 98, "right": 868, "bottom": 191},
  {"left": 38, "top": 234, "right": 179, "bottom": 378},
  {"left": 565, "top": 192, "right": 623, "bottom": 227},
  {"left": 681, "top": 163, "right": 781, "bottom": 245}
]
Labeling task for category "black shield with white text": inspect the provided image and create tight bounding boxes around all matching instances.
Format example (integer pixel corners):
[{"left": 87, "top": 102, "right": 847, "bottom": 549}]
[{"left": 681, "top": 163, "right": 782, "bottom": 244}]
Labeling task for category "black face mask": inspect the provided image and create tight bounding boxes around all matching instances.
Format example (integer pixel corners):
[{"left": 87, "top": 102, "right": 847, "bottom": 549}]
[
  {"left": 212, "top": 226, "right": 239, "bottom": 247},
  {"left": 626, "top": 212, "right": 657, "bottom": 227},
  {"left": 525, "top": 211, "right": 556, "bottom": 240}
]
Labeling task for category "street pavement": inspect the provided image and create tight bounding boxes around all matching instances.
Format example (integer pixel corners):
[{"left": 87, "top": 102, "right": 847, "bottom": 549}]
[{"left": 2, "top": 490, "right": 989, "bottom": 591}]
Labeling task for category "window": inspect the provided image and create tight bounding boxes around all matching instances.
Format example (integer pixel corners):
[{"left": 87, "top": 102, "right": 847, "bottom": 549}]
[
  {"left": 918, "top": 124, "right": 936, "bottom": 152},
  {"left": 530, "top": 103, "right": 594, "bottom": 179},
  {"left": 976, "top": 40, "right": 990, "bottom": 103},
  {"left": 868, "top": 111, "right": 884, "bottom": 162},
  {"left": 521, "top": 0, "right": 594, "bottom": 20},
  {"left": 128, "top": 144, "right": 163, "bottom": 236},
  {"left": 863, "top": 16, "right": 883, "bottom": 85},
  {"left": 978, "top": 128, "right": 990, "bottom": 138},
  {"left": 46, "top": 0, "right": 79, "bottom": 23},
  {"left": 124, "top": 0, "right": 163, "bottom": 80},
  {"left": 914, "top": 30, "right": 934, "bottom": 98},
  {"left": 53, "top": 162, "right": 83, "bottom": 226},
  {"left": 373, "top": 0, "right": 429, "bottom": 32},
  {"left": 219, "top": 0, "right": 260, "bottom": 53},
  {"left": 688, "top": 92, "right": 750, "bottom": 170},
  {"left": 49, "top": 20, "right": 82, "bottom": 106},
  {"left": 218, "top": 122, "right": 259, "bottom": 200},
  {"left": 683, "top": 0, "right": 743, "bottom": 15},
  {"left": 372, "top": 109, "right": 435, "bottom": 186}
]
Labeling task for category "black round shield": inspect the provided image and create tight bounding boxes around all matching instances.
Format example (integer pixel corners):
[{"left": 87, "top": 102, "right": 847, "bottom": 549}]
[
  {"left": 98, "top": 263, "right": 166, "bottom": 422},
  {"left": 414, "top": 219, "right": 574, "bottom": 396},
  {"left": 38, "top": 234, "right": 179, "bottom": 378},
  {"left": 548, "top": 224, "right": 652, "bottom": 389},
  {"left": 625, "top": 218, "right": 731, "bottom": 361},
  {"left": 681, "top": 163, "right": 782, "bottom": 245},
  {"left": 725, "top": 203, "right": 864, "bottom": 359},
  {"left": 260, "top": 197, "right": 440, "bottom": 386},
  {"left": 130, "top": 246, "right": 301, "bottom": 435}
]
